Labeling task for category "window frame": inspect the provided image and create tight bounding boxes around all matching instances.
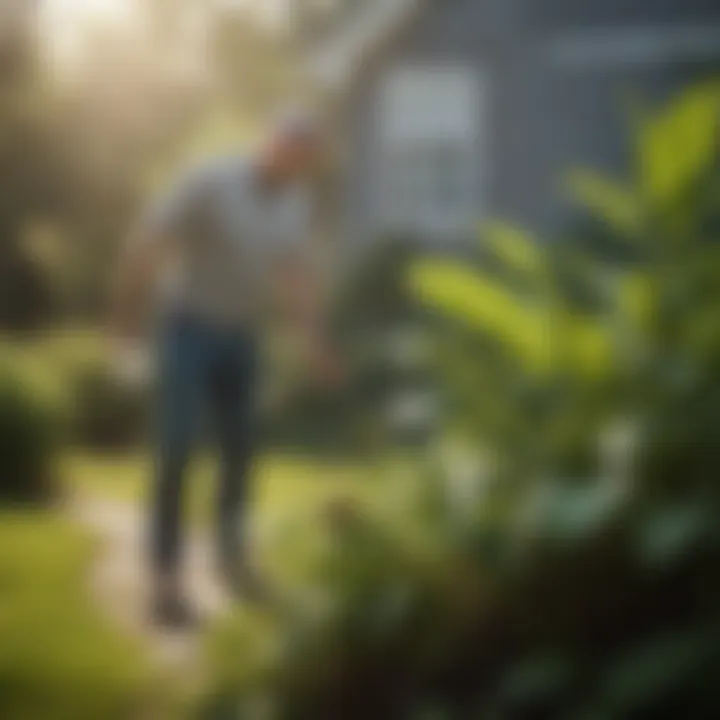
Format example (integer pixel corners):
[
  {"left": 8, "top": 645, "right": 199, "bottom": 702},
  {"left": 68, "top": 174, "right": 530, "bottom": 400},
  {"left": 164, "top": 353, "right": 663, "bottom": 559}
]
[{"left": 371, "top": 63, "right": 485, "bottom": 239}]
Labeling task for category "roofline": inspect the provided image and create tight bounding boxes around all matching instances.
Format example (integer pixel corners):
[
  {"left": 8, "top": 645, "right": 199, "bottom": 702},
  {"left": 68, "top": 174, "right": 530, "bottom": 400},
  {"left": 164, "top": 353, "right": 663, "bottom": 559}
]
[{"left": 316, "top": 0, "right": 430, "bottom": 121}]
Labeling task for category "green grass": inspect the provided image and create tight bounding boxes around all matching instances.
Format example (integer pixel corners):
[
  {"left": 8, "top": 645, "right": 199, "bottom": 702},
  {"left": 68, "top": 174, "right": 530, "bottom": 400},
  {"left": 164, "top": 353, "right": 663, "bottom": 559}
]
[
  {"left": 0, "top": 511, "right": 174, "bottom": 720},
  {"left": 58, "top": 449, "right": 420, "bottom": 718},
  {"left": 63, "top": 450, "right": 400, "bottom": 594},
  {"left": 64, "top": 451, "right": 378, "bottom": 526}
]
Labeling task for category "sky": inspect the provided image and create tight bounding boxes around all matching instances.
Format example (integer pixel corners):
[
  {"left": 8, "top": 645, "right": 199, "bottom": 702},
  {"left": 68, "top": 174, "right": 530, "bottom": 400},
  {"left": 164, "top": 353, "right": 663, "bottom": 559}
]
[
  {"left": 39, "top": 0, "right": 295, "bottom": 81},
  {"left": 44, "top": 0, "right": 139, "bottom": 28},
  {"left": 42, "top": 0, "right": 288, "bottom": 30},
  {"left": 41, "top": 0, "right": 140, "bottom": 64},
  {"left": 41, "top": 0, "right": 291, "bottom": 64}
]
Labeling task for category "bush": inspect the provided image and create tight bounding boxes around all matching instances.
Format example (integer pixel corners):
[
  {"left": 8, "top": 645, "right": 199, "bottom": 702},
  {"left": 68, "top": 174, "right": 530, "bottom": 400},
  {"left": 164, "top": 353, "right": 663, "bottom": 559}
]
[
  {"left": 68, "top": 356, "right": 150, "bottom": 449},
  {"left": 0, "top": 351, "right": 67, "bottom": 504},
  {"left": 29, "top": 332, "right": 150, "bottom": 450}
]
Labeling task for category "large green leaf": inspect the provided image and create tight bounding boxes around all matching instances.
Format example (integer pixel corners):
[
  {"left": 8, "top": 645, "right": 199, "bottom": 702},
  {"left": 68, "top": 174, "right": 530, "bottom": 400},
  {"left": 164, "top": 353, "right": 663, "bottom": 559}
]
[
  {"left": 408, "top": 261, "right": 555, "bottom": 374},
  {"left": 409, "top": 261, "right": 613, "bottom": 381},
  {"left": 639, "top": 81, "right": 720, "bottom": 207},
  {"left": 569, "top": 316, "right": 613, "bottom": 380},
  {"left": 602, "top": 629, "right": 719, "bottom": 715},
  {"left": 496, "top": 654, "right": 575, "bottom": 708},
  {"left": 565, "top": 170, "right": 642, "bottom": 238},
  {"left": 484, "top": 221, "right": 547, "bottom": 277},
  {"left": 617, "top": 272, "right": 655, "bottom": 330},
  {"left": 635, "top": 502, "right": 715, "bottom": 570}
]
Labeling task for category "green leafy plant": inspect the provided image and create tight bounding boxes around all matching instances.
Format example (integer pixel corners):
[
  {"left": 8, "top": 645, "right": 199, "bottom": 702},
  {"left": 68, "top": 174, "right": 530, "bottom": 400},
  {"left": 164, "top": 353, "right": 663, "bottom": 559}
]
[
  {"left": 31, "top": 332, "right": 150, "bottom": 450},
  {"left": 204, "top": 82, "right": 720, "bottom": 720},
  {"left": 410, "top": 79, "right": 720, "bottom": 484},
  {"left": 0, "top": 347, "right": 68, "bottom": 504}
]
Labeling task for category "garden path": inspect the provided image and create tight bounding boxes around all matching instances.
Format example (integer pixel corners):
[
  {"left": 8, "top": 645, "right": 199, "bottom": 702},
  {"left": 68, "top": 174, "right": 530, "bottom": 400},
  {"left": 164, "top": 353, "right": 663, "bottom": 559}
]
[{"left": 68, "top": 493, "right": 230, "bottom": 673}]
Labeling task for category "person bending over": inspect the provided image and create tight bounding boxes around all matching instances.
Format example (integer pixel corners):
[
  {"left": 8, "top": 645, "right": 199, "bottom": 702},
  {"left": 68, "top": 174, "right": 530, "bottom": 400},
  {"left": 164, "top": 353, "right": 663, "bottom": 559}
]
[{"left": 111, "top": 113, "right": 334, "bottom": 627}]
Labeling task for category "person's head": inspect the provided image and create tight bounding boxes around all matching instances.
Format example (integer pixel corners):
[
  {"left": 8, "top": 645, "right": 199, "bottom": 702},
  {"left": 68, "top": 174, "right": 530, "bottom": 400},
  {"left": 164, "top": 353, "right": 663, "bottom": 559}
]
[{"left": 261, "top": 109, "right": 324, "bottom": 183}]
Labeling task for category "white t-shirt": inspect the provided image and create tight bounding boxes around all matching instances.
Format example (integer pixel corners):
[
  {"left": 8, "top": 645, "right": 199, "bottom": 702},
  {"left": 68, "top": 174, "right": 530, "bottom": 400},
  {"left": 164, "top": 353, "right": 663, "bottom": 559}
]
[{"left": 141, "top": 155, "right": 312, "bottom": 327}]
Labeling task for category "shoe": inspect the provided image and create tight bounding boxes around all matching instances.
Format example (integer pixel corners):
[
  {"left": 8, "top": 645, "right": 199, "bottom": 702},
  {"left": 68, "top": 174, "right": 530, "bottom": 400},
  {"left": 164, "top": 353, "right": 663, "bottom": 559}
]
[
  {"left": 151, "top": 592, "right": 200, "bottom": 630},
  {"left": 223, "top": 562, "right": 274, "bottom": 606}
]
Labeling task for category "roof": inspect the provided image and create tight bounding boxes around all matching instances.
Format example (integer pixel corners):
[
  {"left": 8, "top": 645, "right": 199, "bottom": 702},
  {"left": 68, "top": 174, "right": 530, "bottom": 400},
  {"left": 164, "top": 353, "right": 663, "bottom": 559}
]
[{"left": 306, "top": 0, "right": 426, "bottom": 94}]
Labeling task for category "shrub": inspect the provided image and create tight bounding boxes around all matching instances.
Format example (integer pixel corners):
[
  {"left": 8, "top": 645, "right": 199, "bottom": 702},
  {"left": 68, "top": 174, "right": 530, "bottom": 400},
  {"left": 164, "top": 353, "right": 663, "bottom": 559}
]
[
  {"left": 31, "top": 332, "right": 150, "bottom": 450},
  {"left": 0, "top": 350, "right": 68, "bottom": 504},
  {"left": 68, "top": 356, "right": 150, "bottom": 449}
]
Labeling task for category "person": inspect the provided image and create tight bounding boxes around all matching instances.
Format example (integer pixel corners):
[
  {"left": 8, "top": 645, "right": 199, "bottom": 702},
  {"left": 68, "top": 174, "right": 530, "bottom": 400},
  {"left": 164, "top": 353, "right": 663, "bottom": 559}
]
[{"left": 111, "top": 112, "right": 334, "bottom": 627}]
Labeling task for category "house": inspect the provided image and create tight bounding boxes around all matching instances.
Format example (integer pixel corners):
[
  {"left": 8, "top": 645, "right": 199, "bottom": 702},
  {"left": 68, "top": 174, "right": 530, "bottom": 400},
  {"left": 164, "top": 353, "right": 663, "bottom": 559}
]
[{"left": 304, "top": 0, "right": 720, "bottom": 252}]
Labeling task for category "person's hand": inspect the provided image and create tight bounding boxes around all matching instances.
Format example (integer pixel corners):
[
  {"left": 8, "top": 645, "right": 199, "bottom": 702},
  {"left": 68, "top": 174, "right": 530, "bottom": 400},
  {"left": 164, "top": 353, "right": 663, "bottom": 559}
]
[
  {"left": 108, "top": 324, "right": 152, "bottom": 388},
  {"left": 309, "top": 344, "right": 347, "bottom": 392}
]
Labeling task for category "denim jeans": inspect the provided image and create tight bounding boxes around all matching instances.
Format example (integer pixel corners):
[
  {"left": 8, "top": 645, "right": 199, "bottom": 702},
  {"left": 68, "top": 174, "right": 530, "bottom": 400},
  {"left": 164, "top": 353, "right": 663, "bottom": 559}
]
[{"left": 151, "top": 313, "right": 257, "bottom": 576}]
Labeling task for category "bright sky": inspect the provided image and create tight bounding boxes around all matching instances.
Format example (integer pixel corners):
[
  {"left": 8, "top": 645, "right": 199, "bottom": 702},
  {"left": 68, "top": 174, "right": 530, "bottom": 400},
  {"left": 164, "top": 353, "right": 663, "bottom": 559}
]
[
  {"left": 41, "top": 0, "right": 139, "bottom": 63},
  {"left": 42, "top": 0, "right": 289, "bottom": 62},
  {"left": 45, "top": 0, "right": 138, "bottom": 26},
  {"left": 43, "top": 0, "right": 287, "bottom": 28}
]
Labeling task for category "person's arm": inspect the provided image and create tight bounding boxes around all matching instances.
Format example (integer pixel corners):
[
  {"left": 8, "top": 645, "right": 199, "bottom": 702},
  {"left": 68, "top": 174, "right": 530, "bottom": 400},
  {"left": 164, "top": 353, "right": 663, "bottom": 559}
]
[
  {"left": 280, "top": 256, "right": 343, "bottom": 387},
  {"left": 110, "top": 227, "right": 169, "bottom": 341},
  {"left": 274, "top": 188, "right": 342, "bottom": 386},
  {"left": 110, "top": 169, "right": 206, "bottom": 341},
  {"left": 276, "top": 251, "right": 326, "bottom": 337}
]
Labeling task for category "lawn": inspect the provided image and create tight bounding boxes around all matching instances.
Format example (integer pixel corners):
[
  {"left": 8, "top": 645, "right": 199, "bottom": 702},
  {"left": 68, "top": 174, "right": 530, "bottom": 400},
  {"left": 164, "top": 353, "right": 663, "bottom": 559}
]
[
  {"left": 0, "top": 452, "right": 378, "bottom": 720},
  {"left": 64, "top": 451, "right": 379, "bottom": 526},
  {"left": 63, "top": 449, "right": 419, "bottom": 598},
  {"left": 64, "top": 450, "right": 390, "bottom": 586},
  {"left": 0, "top": 511, "right": 177, "bottom": 720}
]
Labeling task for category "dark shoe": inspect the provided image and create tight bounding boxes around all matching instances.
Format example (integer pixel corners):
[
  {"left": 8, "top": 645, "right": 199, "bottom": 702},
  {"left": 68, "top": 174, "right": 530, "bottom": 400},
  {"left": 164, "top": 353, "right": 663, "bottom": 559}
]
[
  {"left": 223, "top": 562, "right": 274, "bottom": 606},
  {"left": 151, "top": 592, "right": 200, "bottom": 630}
]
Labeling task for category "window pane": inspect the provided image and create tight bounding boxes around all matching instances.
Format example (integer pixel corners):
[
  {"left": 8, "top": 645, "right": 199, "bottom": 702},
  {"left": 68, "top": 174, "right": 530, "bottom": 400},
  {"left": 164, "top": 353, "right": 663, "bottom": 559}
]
[{"left": 375, "top": 64, "right": 484, "bottom": 236}]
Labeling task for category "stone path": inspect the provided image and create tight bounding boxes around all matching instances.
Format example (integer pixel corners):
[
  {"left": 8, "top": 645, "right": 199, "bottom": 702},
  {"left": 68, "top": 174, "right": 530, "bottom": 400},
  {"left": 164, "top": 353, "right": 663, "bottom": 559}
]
[{"left": 68, "top": 494, "right": 231, "bottom": 672}]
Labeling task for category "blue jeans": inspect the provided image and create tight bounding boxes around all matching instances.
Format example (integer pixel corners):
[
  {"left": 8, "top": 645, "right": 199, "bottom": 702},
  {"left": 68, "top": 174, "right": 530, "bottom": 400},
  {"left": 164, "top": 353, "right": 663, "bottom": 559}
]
[{"left": 151, "top": 313, "right": 257, "bottom": 576}]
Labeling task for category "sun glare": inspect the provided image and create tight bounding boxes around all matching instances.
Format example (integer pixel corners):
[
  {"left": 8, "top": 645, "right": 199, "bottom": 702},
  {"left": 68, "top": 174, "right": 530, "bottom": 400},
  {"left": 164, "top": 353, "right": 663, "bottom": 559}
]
[
  {"left": 41, "top": 0, "right": 140, "bottom": 65},
  {"left": 47, "top": 0, "right": 134, "bottom": 23}
]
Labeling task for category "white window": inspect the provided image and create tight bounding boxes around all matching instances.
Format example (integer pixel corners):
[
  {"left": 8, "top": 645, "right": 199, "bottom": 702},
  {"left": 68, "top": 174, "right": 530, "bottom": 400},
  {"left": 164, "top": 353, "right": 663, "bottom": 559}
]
[{"left": 373, "top": 64, "right": 484, "bottom": 238}]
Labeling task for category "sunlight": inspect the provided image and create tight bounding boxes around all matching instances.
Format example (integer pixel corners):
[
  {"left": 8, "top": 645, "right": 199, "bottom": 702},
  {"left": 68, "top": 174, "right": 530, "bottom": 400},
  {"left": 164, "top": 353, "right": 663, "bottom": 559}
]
[
  {"left": 46, "top": 0, "right": 134, "bottom": 23},
  {"left": 41, "top": 0, "right": 140, "bottom": 65}
]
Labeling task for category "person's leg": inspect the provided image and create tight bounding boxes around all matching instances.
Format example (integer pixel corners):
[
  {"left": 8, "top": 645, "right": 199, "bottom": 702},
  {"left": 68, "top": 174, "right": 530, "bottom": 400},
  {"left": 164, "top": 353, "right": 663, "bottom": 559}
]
[
  {"left": 210, "top": 330, "right": 258, "bottom": 588},
  {"left": 151, "top": 315, "right": 208, "bottom": 620}
]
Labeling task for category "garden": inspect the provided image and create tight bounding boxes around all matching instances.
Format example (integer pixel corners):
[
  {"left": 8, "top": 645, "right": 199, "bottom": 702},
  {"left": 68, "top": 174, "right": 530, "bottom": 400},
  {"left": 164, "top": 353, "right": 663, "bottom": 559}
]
[
  {"left": 1, "top": 4, "right": 719, "bottom": 718},
  {"left": 2, "top": 81, "right": 719, "bottom": 719}
]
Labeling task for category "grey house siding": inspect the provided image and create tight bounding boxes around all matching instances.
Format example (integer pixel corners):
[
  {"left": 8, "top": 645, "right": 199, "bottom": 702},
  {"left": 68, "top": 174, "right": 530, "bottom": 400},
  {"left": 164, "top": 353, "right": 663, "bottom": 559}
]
[{"left": 342, "top": 0, "right": 720, "bottom": 251}]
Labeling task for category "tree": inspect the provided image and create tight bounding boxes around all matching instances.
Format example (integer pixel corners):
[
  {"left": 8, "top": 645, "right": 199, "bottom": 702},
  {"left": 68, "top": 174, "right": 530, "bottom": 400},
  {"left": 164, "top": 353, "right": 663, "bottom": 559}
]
[{"left": 0, "top": 2, "right": 63, "bottom": 329}]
